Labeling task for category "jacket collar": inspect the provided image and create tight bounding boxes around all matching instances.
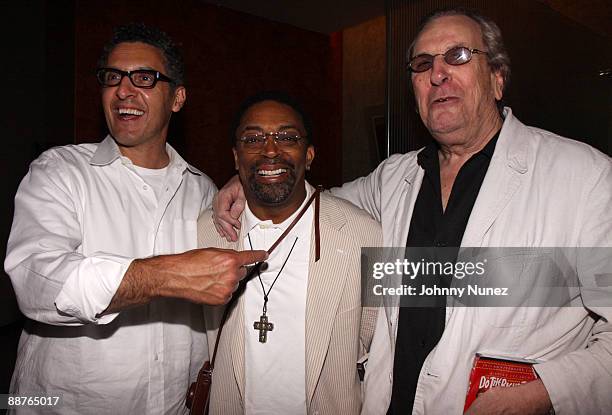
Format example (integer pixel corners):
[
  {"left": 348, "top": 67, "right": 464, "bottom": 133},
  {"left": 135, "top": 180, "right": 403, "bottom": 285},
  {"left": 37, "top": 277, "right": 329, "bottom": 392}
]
[
  {"left": 496, "top": 107, "right": 529, "bottom": 174},
  {"left": 460, "top": 107, "right": 530, "bottom": 246},
  {"left": 396, "top": 107, "right": 531, "bottom": 248}
]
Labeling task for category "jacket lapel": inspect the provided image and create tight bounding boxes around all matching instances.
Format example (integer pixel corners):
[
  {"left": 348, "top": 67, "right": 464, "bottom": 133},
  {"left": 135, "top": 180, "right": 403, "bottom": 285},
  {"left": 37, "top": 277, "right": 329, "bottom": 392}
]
[
  {"left": 462, "top": 109, "right": 529, "bottom": 246},
  {"left": 392, "top": 157, "right": 424, "bottom": 247},
  {"left": 229, "top": 292, "right": 246, "bottom": 403},
  {"left": 229, "top": 230, "right": 247, "bottom": 402},
  {"left": 305, "top": 194, "right": 351, "bottom": 406},
  {"left": 386, "top": 157, "right": 423, "bottom": 333}
]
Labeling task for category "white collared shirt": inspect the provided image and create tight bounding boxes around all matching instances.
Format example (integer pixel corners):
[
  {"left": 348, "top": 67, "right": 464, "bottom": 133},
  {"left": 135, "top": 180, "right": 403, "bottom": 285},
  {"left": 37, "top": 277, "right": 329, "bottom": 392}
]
[
  {"left": 242, "top": 184, "right": 313, "bottom": 415},
  {"left": 6, "top": 136, "right": 216, "bottom": 414}
]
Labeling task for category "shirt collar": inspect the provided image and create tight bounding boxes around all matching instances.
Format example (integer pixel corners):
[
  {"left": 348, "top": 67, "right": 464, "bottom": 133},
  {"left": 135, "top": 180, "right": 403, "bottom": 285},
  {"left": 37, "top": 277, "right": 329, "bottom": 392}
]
[
  {"left": 89, "top": 135, "right": 201, "bottom": 176},
  {"left": 417, "top": 128, "right": 501, "bottom": 170},
  {"left": 478, "top": 129, "right": 500, "bottom": 159},
  {"left": 243, "top": 182, "right": 313, "bottom": 235},
  {"left": 90, "top": 136, "right": 122, "bottom": 166},
  {"left": 416, "top": 140, "right": 439, "bottom": 171}
]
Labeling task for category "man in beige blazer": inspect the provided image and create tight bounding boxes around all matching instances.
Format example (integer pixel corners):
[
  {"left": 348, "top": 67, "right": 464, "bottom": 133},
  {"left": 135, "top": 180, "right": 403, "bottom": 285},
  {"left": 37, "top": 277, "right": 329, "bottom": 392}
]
[{"left": 197, "top": 91, "right": 381, "bottom": 414}]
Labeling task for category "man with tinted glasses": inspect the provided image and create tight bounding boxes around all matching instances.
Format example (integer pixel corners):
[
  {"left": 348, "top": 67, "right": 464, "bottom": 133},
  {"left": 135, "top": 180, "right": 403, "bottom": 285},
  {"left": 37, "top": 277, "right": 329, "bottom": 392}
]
[
  {"left": 198, "top": 92, "right": 381, "bottom": 414},
  {"left": 5, "top": 23, "right": 265, "bottom": 414},
  {"left": 212, "top": 7, "right": 611, "bottom": 415}
]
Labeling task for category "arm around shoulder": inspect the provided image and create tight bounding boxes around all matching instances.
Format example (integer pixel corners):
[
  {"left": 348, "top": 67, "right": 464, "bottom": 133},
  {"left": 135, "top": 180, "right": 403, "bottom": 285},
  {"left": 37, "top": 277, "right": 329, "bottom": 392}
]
[{"left": 329, "top": 153, "right": 414, "bottom": 223}]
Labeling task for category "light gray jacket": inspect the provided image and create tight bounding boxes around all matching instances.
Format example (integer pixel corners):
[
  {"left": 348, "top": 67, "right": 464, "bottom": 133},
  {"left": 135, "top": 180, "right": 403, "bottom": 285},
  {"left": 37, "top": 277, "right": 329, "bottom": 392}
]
[{"left": 332, "top": 108, "right": 612, "bottom": 415}]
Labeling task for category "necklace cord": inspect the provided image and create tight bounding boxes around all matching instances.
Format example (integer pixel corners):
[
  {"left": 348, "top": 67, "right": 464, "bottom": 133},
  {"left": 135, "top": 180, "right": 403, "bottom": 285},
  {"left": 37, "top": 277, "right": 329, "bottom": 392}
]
[{"left": 248, "top": 234, "right": 299, "bottom": 311}]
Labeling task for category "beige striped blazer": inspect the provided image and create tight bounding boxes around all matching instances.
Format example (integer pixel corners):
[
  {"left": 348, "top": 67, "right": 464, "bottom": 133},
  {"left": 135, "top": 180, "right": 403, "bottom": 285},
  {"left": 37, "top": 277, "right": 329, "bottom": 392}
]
[{"left": 197, "top": 191, "right": 382, "bottom": 415}]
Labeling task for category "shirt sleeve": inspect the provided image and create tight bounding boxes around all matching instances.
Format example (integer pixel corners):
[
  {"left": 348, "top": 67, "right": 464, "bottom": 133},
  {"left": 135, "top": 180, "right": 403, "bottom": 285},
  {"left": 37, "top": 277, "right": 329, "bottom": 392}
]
[
  {"left": 534, "top": 158, "right": 612, "bottom": 414},
  {"left": 5, "top": 152, "right": 132, "bottom": 326},
  {"left": 199, "top": 173, "right": 218, "bottom": 213},
  {"left": 329, "top": 157, "right": 390, "bottom": 223}
]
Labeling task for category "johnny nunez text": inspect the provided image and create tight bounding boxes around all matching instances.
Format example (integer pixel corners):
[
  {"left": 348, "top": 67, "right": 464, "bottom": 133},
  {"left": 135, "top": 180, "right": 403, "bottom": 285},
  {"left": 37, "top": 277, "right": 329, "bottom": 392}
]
[{"left": 372, "top": 284, "right": 509, "bottom": 297}]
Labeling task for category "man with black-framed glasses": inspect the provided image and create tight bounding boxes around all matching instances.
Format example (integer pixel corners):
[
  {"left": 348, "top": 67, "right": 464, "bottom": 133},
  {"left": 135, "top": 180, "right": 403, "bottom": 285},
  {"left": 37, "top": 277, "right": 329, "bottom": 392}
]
[
  {"left": 213, "top": 7, "right": 612, "bottom": 415},
  {"left": 5, "top": 23, "right": 265, "bottom": 414}
]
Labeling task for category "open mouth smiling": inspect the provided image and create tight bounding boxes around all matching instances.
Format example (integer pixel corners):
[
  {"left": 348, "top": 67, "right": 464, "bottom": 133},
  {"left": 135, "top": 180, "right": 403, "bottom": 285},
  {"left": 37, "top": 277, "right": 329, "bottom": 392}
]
[
  {"left": 115, "top": 107, "right": 145, "bottom": 119},
  {"left": 432, "top": 96, "right": 458, "bottom": 104},
  {"left": 257, "top": 168, "right": 288, "bottom": 177}
]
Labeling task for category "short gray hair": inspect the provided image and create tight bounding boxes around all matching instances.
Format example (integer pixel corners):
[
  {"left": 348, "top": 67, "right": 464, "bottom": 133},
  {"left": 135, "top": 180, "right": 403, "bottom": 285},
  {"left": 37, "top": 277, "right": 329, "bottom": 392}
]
[{"left": 408, "top": 8, "right": 511, "bottom": 99}]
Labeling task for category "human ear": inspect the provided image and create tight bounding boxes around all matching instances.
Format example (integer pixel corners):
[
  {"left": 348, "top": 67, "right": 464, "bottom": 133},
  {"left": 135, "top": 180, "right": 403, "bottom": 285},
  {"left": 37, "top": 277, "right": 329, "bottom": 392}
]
[
  {"left": 305, "top": 145, "right": 315, "bottom": 170},
  {"left": 171, "top": 86, "right": 187, "bottom": 112},
  {"left": 232, "top": 148, "right": 239, "bottom": 170}
]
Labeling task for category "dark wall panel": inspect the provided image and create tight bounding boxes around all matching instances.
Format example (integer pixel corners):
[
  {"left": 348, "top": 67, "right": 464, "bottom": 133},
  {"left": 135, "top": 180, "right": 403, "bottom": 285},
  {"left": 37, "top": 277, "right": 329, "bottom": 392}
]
[
  {"left": 74, "top": 0, "right": 343, "bottom": 187},
  {"left": 2, "top": 0, "right": 79, "bottom": 393}
]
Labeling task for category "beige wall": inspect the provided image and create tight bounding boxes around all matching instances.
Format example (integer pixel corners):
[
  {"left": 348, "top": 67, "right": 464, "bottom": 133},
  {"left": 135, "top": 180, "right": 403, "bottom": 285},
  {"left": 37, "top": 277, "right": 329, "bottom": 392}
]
[{"left": 342, "top": 16, "right": 386, "bottom": 182}]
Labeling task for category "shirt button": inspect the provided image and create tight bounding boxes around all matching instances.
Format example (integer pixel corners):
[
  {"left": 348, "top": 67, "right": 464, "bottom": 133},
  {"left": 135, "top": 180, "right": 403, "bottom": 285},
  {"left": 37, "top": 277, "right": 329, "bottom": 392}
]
[
  {"left": 143, "top": 185, "right": 148, "bottom": 190},
  {"left": 154, "top": 353, "right": 159, "bottom": 361}
]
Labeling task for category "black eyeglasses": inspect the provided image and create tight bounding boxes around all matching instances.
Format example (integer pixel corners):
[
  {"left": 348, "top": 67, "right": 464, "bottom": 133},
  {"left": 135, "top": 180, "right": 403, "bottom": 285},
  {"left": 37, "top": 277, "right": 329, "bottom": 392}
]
[
  {"left": 96, "top": 68, "right": 175, "bottom": 89},
  {"left": 237, "top": 131, "right": 304, "bottom": 153},
  {"left": 407, "top": 46, "right": 488, "bottom": 73}
]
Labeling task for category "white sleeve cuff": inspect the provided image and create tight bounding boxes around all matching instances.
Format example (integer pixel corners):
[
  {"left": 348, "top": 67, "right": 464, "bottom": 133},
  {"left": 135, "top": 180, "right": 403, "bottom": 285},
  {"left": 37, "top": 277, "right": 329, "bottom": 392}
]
[{"left": 54, "top": 254, "right": 134, "bottom": 324}]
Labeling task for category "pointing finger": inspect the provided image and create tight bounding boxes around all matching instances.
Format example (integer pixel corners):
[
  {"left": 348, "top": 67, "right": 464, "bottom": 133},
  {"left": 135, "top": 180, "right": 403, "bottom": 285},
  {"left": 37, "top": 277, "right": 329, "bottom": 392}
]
[
  {"left": 235, "top": 250, "right": 268, "bottom": 283},
  {"left": 236, "top": 249, "right": 268, "bottom": 267}
]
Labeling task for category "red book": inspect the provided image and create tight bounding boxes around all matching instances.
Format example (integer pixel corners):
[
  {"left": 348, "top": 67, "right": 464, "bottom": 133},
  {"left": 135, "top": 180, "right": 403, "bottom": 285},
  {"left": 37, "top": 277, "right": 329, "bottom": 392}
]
[{"left": 464, "top": 353, "right": 539, "bottom": 413}]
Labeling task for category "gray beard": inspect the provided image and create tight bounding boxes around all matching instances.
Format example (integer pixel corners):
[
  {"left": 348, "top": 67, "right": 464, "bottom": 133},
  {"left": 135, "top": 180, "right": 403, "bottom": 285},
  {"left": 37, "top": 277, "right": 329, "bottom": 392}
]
[{"left": 248, "top": 174, "right": 296, "bottom": 205}]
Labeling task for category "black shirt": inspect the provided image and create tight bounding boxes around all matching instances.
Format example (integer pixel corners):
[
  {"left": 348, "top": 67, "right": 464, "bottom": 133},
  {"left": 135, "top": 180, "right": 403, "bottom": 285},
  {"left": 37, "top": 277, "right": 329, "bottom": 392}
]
[{"left": 387, "top": 131, "right": 499, "bottom": 415}]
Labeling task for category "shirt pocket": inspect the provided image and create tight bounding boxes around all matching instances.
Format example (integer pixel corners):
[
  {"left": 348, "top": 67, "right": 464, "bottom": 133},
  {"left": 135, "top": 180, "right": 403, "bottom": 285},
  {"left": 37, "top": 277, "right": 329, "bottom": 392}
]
[{"left": 157, "top": 219, "right": 198, "bottom": 254}]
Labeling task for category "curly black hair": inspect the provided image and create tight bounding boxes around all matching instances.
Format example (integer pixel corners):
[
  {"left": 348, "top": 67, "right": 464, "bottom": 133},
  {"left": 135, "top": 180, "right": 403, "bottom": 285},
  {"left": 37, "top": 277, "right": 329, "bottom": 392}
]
[{"left": 98, "top": 22, "right": 185, "bottom": 86}]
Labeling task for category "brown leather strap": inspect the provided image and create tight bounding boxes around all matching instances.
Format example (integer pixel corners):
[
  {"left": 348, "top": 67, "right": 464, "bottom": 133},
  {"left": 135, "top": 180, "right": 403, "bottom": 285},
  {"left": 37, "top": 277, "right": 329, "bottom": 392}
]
[
  {"left": 314, "top": 185, "right": 321, "bottom": 261},
  {"left": 186, "top": 361, "right": 212, "bottom": 414},
  {"left": 266, "top": 186, "right": 321, "bottom": 258}
]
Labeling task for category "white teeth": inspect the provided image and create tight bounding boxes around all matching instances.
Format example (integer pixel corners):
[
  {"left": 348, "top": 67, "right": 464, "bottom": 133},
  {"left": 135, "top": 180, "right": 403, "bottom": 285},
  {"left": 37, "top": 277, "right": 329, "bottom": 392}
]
[
  {"left": 257, "top": 168, "right": 287, "bottom": 176},
  {"left": 118, "top": 108, "right": 144, "bottom": 116}
]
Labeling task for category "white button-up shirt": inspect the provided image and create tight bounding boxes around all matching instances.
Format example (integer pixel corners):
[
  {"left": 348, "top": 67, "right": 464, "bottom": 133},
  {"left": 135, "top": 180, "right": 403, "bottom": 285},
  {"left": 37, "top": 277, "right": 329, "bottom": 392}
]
[
  {"left": 242, "top": 185, "right": 313, "bottom": 415},
  {"left": 5, "top": 136, "right": 216, "bottom": 414}
]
